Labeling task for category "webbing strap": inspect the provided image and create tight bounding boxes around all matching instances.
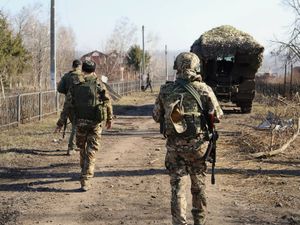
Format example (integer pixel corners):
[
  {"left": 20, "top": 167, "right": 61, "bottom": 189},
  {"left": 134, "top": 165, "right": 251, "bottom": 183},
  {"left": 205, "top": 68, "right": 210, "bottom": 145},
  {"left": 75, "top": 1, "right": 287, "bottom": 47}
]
[{"left": 176, "top": 79, "right": 204, "bottom": 112}]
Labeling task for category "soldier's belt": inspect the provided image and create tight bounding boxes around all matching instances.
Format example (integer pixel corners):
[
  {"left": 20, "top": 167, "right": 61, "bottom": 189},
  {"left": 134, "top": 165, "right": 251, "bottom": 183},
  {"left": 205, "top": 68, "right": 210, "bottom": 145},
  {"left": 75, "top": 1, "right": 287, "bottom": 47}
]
[{"left": 76, "top": 118, "right": 98, "bottom": 126}]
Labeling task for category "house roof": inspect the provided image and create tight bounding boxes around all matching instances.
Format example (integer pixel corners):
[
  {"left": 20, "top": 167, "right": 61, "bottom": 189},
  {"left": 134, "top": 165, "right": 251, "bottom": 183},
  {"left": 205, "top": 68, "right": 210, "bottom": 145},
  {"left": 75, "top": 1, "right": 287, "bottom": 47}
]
[{"left": 81, "top": 50, "right": 107, "bottom": 59}]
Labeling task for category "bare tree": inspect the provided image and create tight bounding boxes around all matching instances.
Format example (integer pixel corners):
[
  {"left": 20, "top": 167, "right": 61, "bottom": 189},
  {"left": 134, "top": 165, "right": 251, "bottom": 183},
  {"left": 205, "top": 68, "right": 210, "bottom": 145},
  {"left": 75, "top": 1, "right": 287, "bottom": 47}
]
[
  {"left": 104, "top": 17, "right": 138, "bottom": 80},
  {"left": 56, "top": 26, "right": 76, "bottom": 77},
  {"left": 105, "top": 17, "right": 138, "bottom": 54},
  {"left": 15, "top": 5, "right": 50, "bottom": 90},
  {"left": 143, "top": 32, "right": 164, "bottom": 78},
  {"left": 272, "top": 0, "right": 300, "bottom": 62}
]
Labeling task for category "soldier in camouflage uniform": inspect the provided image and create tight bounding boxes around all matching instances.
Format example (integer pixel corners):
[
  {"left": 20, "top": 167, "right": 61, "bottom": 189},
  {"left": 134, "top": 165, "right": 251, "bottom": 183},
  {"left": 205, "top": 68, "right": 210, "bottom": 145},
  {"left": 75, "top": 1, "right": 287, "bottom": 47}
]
[
  {"left": 153, "top": 52, "right": 223, "bottom": 225},
  {"left": 57, "top": 61, "right": 113, "bottom": 191},
  {"left": 55, "top": 59, "right": 82, "bottom": 155},
  {"left": 68, "top": 60, "right": 113, "bottom": 191}
]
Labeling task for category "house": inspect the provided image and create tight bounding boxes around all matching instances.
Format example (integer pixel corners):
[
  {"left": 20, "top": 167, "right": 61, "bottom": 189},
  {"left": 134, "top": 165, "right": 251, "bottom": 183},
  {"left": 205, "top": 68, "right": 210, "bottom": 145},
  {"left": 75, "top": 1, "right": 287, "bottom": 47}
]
[{"left": 81, "top": 50, "right": 131, "bottom": 81}]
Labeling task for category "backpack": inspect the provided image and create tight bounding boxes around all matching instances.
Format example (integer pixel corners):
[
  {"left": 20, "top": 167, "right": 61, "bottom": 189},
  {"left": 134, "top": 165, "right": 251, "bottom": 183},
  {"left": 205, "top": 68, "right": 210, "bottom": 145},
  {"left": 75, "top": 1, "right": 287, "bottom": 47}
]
[
  {"left": 57, "top": 70, "right": 81, "bottom": 94},
  {"left": 162, "top": 80, "right": 208, "bottom": 139},
  {"left": 72, "top": 75, "right": 105, "bottom": 123}
]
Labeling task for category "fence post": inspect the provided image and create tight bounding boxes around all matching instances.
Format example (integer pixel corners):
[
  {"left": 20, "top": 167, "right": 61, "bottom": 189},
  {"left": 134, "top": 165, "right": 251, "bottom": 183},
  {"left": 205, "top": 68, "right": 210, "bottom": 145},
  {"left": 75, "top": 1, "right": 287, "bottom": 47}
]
[
  {"left": 39, "top": 92, "right": 42, "bottom": 120},
  {"left": 17, "top": 94, "right": 21, "bottom": 124},
  {"left": 56, "top": 91, "right": 59, "bottom": 113}
]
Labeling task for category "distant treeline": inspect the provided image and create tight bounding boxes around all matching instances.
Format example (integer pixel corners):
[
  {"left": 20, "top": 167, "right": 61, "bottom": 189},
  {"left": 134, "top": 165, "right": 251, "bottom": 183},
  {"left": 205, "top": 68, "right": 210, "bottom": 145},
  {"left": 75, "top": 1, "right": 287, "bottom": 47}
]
[{"left": 0, "top": 6, "right": 76, "bottom": 95}]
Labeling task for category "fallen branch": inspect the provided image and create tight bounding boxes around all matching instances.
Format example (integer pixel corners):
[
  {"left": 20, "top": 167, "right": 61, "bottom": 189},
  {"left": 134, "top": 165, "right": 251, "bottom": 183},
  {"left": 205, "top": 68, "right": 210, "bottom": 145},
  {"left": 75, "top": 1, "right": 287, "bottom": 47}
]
[
  {"left": 276, "top": 96, "right": 288, "bottom": 105},
  {"left": 252, "top": 118, "right": 300, "bottom": 158},
  {"left": 292, "top": 92, "right": 300, "bottom": 104}
]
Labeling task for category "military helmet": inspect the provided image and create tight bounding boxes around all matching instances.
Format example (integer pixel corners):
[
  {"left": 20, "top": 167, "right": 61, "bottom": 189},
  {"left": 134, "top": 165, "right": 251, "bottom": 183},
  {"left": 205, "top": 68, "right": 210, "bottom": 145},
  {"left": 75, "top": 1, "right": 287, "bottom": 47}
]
[
  {"left": 173, "top": 52, "right": 201, "bottom": 73},
  {"left": 82, "top": 60, "right": 96, "bottom": 73},
  {"left": 72, "top": 59, "right": 81, "bottom": 68}
]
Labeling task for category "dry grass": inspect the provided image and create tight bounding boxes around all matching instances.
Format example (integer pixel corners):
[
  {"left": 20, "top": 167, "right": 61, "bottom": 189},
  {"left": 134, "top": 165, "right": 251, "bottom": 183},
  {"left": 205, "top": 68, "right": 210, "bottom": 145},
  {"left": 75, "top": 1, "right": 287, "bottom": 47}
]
[
  {"left": 0, "top": 115, "right": 67, "bottom": 165},
  {"left": 236, "top": 94, "right": 300, "bottom": 155},
  {"left": 113, "top": 89, "right": 159, "bottom": 106}
]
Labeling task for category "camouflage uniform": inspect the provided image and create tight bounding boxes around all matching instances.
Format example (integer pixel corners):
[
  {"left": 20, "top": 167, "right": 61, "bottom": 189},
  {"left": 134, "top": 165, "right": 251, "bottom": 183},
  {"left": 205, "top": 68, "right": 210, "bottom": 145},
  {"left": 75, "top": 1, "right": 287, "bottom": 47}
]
[
  {"left": 153, "top": 52, "right": 223, "bottom": 225},
  {"left": 56, "top": 68, "right": 82, "bottom": 152},
  {"left": 70, "top": 68, "right": 113, "bottom": 190}
]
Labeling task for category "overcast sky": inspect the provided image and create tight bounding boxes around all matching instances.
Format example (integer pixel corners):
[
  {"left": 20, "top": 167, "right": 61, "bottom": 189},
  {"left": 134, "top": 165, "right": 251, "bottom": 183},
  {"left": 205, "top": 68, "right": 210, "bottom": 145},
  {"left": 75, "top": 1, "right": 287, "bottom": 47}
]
[{"left": 1, "top": 0, "right": 295, "bottom": 53}]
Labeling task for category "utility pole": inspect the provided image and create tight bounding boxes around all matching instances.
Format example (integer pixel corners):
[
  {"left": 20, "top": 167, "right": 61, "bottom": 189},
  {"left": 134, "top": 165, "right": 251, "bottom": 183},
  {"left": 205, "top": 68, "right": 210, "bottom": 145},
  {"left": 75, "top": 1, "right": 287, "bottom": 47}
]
[
  {"left": 142, "top": 25, "right": 145, "bottom": 75},
  {"left": 50, "top": 0, "right": 56, "bottom": 90},
  {"left": 140, "top": 25, "right": 145, "bottom": 90},
  {"left": 165, "top": 45, "right": 168, "bottom": 81}
]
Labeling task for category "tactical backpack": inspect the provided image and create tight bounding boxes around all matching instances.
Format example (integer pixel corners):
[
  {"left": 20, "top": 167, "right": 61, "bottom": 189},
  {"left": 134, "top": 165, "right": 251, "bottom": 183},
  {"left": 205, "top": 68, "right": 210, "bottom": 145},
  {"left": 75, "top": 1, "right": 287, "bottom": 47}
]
[
  {"left": 72, "top": 76, "right": 105, "bottom": 123},
  {"left": 57, "top": 70, "right": 81, "bottom": 95},
  {"left": 162, "top": 80, "right": 208, "bottom": 139}
]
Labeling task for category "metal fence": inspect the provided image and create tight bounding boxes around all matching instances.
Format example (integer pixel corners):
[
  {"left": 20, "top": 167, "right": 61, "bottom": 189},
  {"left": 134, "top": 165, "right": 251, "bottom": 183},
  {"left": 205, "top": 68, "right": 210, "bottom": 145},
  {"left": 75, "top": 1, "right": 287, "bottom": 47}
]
[
  {"left": 0, "top": 91, "right": 60, "bottom": 128},
  {"left": 109, "top": 80, "right": 140, "bottom": 95},
  {"left": 256, "top": 80, "right": 300, "bottom": 97},
  {"left": 0, "top": 79, "right": 165, "bottom": 129}
]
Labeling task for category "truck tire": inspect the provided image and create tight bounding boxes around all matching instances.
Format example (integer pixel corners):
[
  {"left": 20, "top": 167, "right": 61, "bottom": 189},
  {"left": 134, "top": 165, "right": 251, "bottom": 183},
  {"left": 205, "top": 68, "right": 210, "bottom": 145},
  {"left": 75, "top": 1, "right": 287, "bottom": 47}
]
[{"left": 240, "top": 103, "right": 252, "bottom": 113}]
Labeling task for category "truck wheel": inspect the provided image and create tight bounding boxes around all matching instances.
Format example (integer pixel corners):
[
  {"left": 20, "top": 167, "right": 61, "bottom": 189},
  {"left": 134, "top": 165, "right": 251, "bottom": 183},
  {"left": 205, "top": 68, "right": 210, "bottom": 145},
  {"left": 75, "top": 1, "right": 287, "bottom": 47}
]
[{"left": 240, "top": 105, "right": 252, "bottom": 113}]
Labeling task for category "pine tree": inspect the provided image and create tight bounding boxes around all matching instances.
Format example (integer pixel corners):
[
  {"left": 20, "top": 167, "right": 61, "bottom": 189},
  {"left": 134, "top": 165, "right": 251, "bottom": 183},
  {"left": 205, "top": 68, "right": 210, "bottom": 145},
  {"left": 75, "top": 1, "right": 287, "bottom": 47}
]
[
  {"left": 126, "top": 45, "right": 151, "bottom": 73},
  {"left": 0, "top": 13, "right": 29, "bottom": 94}
]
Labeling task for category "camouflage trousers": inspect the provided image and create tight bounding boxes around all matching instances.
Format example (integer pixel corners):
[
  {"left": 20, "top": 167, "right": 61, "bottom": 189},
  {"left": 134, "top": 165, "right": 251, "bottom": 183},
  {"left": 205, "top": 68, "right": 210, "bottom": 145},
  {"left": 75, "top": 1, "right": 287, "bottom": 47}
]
[
  {"left": 68, "top": 121, "right": 76, "bottom": 150},
  {"left": 57, "top": 99, "right": 76, "bottom": 150},
  {"left": 76, "top": 122, "right": 102, "bottom": 186},
  {"left": 165, "top": 146, "right": 207, "bottom": 225}
]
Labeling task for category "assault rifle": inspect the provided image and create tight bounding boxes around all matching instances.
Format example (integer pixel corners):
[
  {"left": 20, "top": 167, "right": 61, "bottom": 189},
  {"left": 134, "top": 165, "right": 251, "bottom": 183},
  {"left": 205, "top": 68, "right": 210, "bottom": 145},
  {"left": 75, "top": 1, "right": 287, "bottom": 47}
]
[
  {"left": 204, "top": 128, "right": 218, "bottom": 185},
  {"left": 62, "top": 118, "right": 72, "bottom": 139}
]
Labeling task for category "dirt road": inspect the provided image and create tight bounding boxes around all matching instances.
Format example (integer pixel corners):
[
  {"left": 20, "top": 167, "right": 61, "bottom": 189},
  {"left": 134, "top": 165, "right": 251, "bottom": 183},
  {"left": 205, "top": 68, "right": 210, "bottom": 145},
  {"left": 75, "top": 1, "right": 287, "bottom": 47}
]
[{"left": 0, "top": 92, "right": 299, "bottom": 225}]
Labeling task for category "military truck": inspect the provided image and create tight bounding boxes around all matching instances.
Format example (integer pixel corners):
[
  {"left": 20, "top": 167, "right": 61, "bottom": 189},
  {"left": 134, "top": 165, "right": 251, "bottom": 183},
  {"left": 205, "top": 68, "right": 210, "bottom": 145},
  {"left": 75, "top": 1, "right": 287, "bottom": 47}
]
[{"left": 191, "top": 25, "right": 264, "bottom": 113}]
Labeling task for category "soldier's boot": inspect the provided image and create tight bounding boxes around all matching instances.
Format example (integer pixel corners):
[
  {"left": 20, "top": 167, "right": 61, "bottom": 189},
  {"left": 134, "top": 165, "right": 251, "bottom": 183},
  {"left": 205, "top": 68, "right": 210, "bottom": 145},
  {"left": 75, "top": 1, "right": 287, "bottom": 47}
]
[
  {"left": 80, "top": 179, "right": 91, "bottom": 192},
  {"left": 80, "top": 148, "right": 96, "bottom": 191},
  {"left": 80, "top": 150, "right": 89, "bottom": 191},
  {"left": 192, "top": 209, "right": 206, "bottom": 225}
]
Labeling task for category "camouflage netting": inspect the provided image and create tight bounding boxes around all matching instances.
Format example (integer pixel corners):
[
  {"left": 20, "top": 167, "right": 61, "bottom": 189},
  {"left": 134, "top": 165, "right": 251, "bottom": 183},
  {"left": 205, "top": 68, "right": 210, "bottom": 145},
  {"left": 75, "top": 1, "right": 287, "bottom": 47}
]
[{"left": 191, "top": 25, "right": 264, "bottom": 62}]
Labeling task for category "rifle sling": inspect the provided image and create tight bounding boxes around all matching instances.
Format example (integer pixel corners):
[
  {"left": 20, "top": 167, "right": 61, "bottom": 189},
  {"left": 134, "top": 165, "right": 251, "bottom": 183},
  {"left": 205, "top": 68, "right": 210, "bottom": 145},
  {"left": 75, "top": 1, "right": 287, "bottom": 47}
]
[{"left": 176, "top": 79, "right": 204, "bottom": 114}]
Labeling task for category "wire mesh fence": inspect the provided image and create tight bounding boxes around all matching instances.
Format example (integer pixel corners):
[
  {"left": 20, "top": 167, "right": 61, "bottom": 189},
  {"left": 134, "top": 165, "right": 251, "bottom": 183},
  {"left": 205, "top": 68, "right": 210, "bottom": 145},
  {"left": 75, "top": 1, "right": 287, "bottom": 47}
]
[
  {"left": 0, "top": 79, "right": 165, "bottom": 129},
  {"left": 256, "top": 80, "right": 300, "bottom": 97}
]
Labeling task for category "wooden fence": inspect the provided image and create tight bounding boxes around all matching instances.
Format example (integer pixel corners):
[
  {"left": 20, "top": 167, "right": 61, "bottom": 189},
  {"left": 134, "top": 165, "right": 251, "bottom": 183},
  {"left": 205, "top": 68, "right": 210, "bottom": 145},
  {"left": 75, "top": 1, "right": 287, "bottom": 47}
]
[{"left": 0, "top": 79, "right": 165, "bottom": 129}]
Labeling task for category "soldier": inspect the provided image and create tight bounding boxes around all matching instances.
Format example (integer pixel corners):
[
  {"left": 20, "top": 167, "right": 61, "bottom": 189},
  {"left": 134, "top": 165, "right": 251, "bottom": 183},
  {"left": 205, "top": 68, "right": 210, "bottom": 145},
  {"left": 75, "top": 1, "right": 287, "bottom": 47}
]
[
  {"left": 144, "top": 72, "right": 153, "bottom": 92},
  {"left": 153, "top": 52, "right": 223, "bottom": 225},
  {"left": 55, "top": 59, "right": 82, "bottom": 155},
  {"left": 69, "top": 60, "right": 113, "bottom": 191}
]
